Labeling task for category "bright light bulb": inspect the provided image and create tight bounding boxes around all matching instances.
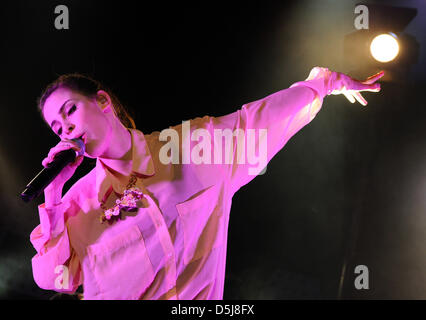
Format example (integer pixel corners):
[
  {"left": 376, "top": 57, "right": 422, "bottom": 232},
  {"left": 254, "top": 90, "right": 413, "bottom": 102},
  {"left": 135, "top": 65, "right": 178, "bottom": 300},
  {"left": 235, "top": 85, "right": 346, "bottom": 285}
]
[{"left": 370, "top": 33, "right": 399, "bottom": 63}]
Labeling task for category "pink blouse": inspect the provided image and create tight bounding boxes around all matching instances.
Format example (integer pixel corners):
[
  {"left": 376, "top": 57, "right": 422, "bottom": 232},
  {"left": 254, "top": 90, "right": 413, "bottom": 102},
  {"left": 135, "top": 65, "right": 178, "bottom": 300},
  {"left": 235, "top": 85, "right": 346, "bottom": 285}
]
[{"left": 30, "top": 70, "right": 328, "bottom": 299}]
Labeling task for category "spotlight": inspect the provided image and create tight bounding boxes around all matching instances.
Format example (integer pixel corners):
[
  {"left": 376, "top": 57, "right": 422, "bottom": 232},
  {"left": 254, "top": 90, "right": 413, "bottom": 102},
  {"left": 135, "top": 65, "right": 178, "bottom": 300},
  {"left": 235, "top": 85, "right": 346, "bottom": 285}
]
[
  {"left": 370, "top": 33, "right": 399, "bottom": 63},
  {"left": 344, "top": 4, "right": 418, "bottom": 81}
]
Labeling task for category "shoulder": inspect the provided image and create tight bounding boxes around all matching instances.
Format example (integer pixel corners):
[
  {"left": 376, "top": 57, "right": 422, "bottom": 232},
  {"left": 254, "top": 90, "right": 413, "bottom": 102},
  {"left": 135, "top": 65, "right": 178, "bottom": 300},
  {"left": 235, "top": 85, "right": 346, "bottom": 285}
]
[{"left": 144, "top": 115, "right": 214, "bottom": 141}]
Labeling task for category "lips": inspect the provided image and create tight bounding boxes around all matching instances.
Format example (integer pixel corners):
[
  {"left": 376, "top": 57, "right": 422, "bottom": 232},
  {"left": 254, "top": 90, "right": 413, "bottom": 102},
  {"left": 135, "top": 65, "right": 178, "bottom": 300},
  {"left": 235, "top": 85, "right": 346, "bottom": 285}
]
[{"left": 75, "top": 133, "right": 86, "bottom": 144}]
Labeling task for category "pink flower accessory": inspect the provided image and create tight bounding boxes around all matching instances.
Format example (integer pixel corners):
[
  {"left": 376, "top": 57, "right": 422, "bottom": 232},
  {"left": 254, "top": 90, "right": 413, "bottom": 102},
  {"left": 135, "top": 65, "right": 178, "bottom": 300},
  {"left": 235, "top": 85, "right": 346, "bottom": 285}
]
[{"left": 99, "top": 174, "right": 144, "bottom": 224}]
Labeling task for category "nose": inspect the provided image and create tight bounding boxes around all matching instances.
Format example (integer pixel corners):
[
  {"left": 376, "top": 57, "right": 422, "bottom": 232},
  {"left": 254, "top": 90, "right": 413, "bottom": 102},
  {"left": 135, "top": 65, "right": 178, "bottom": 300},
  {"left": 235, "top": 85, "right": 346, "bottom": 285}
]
[{"left": 64, "top": 122, "right": 75, "bottom": 136}]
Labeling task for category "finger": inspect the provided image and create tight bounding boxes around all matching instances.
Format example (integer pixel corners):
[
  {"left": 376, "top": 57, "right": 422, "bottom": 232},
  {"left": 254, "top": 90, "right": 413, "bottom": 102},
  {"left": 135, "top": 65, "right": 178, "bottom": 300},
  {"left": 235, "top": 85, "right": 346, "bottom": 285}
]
[
  {"left": 343, "top": 91, "right": 356, "bottom": 104},
  {"left": 74, "top": 155, "right": 84, "bottom": 166},
  {"left": 48, "top": 145, "right": 80, "bottom": 162},
  {"left": 43, "top": 154, "right": 60, "bottom": 167},
  {"left": 48, "top": 147, "right": 68, "bottom": 159},
  {"left": 363, "top": 71, "right": 385, "bottom": 84},
  {"left": 364, "top": 70, "right": 385, "bottom": 84},
  {"left": 61, "top": 139, "right": 83, "bottom": 151},
  {"left": 69, "top": 156, "right": 83, "bottom": 169},
  {"left": 350, "top": 81, "right": 381, "bottom": 92},
  {"left": 50, "top": 142, "right": 80, "bottom": 155},
  {"left": 353, "top": 91, "right": 368, "bottom": 106},
  {"left": 359, "top": 83, "right": 381, "bottom": 92},
  {"left": 42, "top": 158, "right": 49, "bottom": 168}
]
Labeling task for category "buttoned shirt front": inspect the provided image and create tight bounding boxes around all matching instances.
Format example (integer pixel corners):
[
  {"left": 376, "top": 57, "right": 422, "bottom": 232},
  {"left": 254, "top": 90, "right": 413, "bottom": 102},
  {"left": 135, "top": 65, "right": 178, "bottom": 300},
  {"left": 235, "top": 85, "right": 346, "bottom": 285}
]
[{"left": 30, "top": 77, "right": 325, "bottom": 299}]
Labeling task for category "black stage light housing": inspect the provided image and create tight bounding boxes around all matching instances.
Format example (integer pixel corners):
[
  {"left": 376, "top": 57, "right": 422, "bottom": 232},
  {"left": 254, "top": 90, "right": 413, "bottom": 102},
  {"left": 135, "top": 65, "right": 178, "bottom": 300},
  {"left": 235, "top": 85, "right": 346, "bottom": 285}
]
[{"left": 344, "top": 4, "right": 419, "bottom": 82}]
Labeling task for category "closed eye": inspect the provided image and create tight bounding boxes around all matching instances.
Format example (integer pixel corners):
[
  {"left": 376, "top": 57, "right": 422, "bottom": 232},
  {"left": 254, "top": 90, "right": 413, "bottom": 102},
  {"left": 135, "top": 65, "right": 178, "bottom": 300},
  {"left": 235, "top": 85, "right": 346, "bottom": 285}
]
[{"left": 68, "top": 104, "right": 77, "bottom": 115}]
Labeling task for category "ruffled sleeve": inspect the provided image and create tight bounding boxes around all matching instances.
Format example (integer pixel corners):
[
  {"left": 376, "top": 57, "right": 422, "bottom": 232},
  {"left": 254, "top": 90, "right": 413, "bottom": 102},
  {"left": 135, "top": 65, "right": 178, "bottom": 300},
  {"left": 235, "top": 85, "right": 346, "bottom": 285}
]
[{"left": 30, "top": 202, "right": 82, "bottom": 293}]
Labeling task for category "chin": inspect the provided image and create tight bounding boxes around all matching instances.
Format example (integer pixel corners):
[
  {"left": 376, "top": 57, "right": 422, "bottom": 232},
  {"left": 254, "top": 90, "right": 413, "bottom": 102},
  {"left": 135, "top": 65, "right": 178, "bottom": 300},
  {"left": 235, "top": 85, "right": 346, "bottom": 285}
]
[
  {"left": 84, "top": 153, "right": 97, "bottom": 159},
  {"left": 83, "top": 143, "right": 102, "bottom": 159},
  {"left": 85, "top": 129, "right": 112, "bottom": 159}
]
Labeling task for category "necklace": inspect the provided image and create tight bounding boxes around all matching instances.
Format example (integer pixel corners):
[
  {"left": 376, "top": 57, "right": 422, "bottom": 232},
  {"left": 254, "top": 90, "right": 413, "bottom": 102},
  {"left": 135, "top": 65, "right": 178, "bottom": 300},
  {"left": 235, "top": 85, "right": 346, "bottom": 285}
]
[{"left": 99, "top": 174, "right": 144, "bottom": 224}]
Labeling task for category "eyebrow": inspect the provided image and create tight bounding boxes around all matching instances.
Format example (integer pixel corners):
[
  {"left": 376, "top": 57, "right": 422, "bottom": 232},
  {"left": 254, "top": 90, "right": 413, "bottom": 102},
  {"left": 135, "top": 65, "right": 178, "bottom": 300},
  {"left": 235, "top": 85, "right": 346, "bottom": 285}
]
[{"left": 50, "top": 99, "right": 73, "bottom": 128}]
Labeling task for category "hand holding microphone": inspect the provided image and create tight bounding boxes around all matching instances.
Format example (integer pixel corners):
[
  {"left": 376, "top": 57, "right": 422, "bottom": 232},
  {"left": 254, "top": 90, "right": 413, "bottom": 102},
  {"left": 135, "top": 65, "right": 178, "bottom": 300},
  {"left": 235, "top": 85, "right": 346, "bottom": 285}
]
[{"left": 20, "top": 138, "right": 85, "bottom": 202}]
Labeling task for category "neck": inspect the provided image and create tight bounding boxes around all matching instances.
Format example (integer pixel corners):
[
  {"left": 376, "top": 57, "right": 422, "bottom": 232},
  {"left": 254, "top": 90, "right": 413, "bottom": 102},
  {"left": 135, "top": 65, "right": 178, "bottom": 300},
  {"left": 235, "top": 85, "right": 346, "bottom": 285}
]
[{"left": 99, "top": 123, "right": 133, "bottom": 177}]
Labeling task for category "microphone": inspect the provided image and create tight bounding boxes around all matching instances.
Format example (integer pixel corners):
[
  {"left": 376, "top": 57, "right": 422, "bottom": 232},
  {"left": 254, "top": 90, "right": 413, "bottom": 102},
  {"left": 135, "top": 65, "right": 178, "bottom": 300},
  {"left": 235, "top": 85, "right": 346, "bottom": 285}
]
[{"left": 20, "top": 139, "right": 85, "bottom": 202}]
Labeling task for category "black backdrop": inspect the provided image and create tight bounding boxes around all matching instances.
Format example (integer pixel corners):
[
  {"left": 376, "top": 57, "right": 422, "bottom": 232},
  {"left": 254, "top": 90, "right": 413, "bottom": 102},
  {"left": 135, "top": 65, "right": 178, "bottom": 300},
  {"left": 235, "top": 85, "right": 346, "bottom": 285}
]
[{"left": 0, "top": 0, "right": 425, "bottom": 299}]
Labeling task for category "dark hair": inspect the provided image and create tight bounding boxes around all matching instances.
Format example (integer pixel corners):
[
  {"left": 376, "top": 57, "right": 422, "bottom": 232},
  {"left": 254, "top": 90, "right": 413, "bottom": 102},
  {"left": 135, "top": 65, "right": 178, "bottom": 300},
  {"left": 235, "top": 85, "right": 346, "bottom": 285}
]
[{"left": 38, "top": 73, "right": 136, "bottom": 129}]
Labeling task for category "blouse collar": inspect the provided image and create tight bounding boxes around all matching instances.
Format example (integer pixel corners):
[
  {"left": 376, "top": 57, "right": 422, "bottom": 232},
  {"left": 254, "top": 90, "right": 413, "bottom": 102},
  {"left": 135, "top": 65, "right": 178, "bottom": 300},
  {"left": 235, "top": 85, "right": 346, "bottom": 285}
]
[{"left": 95, "top": 128, "right": 155, "bottom": 204}]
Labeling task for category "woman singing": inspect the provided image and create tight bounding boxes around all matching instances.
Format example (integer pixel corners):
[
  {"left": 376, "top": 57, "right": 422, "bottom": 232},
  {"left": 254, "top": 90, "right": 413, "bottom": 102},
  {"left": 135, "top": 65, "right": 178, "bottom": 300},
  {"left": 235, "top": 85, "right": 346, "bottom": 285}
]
[{"left": 30, "top": 67, "right": 384, "bottom": 299}]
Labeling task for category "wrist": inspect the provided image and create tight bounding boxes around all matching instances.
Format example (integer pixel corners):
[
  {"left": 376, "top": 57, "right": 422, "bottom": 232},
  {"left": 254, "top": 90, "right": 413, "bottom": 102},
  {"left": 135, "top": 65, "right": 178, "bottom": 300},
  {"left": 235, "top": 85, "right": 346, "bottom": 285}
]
[
  {"left": 291, "top": 67, "right": 334, "bottom": 99},
  {"left": 44, "top": 184, "right": 63, "bottom": 207}
]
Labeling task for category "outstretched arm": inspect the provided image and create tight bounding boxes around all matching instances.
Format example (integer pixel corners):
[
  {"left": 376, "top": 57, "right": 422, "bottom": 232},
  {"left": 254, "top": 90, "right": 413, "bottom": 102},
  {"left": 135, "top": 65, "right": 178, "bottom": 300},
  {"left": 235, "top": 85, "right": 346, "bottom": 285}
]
[{"left": 177, "top": 67, "right": 384, "bottom": 191}]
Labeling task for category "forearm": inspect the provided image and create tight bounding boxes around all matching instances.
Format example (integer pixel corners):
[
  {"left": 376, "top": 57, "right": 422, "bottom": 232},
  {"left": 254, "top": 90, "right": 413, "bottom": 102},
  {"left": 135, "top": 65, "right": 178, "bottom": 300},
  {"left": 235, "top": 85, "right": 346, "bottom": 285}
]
[
  {"left": 240, "top": 82, "right": 324, "bottom": 139},
  {"left": 44, "top": 184, "right": 63, "bottom": 207},
  {"left": 30, "top": 186, "right": 77, "bottom": 290},
  {"left": 268, "top": 85, "right": 319, "bottom": 122}
]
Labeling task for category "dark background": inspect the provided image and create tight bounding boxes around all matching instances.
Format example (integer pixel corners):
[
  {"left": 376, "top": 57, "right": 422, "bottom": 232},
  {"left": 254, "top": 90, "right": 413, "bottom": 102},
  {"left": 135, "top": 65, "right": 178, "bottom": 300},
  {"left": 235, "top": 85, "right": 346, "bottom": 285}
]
[{"left": 0, "top": 0, "right": 425, "bottom": 299}]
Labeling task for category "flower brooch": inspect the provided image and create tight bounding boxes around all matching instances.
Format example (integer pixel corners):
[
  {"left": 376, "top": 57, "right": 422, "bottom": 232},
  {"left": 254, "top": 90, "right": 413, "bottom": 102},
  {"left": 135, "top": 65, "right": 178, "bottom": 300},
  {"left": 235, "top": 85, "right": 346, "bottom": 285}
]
[{"left": 99, "top": 175, "right": 144, "bottom": 224}]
